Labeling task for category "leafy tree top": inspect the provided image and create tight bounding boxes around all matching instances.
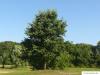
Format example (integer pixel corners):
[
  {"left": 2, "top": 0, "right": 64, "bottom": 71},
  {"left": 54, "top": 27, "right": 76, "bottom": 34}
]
[{"left": 25, "top": 10, "right": 67, "bottom": 42}]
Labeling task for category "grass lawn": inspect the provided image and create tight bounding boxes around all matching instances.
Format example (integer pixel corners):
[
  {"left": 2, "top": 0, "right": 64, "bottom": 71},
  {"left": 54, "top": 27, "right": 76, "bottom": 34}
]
[{"left": 0, "top": 68, "right": 100, "bottom": 75}]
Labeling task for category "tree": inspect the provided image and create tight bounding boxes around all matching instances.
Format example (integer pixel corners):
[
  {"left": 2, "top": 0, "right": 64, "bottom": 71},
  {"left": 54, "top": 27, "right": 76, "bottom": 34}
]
[
  {"left": 64, "top": 41, "right": 76, "bottom": 67},
  {"left": 0, "top": 41, "right": 15, "bottom": 68},
  {"left": 94, "top": 41, "right": 100, "bottom": 67},
  {"left": 10, "top": 44, "right": 23, "bottom": 67},
  {"left": 22, "top": 10, "right": 67, "bottom": 69},
  {"left": 0, "top": 41, "right": 23, "bottom": 68},
  {"left": 54, "top": 51, "right": 70, "bottom": 69},
  {"left": 73, "top": 43, "right": 93, "bottom": 67}
]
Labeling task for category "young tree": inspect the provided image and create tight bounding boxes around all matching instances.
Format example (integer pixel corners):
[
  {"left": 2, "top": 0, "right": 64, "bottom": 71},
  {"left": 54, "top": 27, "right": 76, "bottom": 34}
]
[
  {"left": 10, "top": 44, "right": 23, "bottom": 67},
  {"left": 22, "top": 10, "right": 67, "bottom": 69}
]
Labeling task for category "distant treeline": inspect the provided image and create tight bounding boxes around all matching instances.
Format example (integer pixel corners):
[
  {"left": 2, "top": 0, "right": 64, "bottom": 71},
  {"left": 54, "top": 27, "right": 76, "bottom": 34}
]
[
  {"left": 0, "top": 41, "right": 100, "bottom": 69},
  {"left": 0, "top": 10, "right": 100, "bottom": 69}
]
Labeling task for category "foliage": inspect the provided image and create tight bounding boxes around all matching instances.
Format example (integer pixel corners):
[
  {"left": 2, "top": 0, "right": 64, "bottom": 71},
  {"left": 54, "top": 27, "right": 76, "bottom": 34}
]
[
  {"left": 0, "top": 10, "right": 100, "bottom": 69},
  {"left": 0, "top": 41, "right": 23, "bottom": 68},
  {"left": 22, "top": 10, "right": 67, "bottom": 69}
]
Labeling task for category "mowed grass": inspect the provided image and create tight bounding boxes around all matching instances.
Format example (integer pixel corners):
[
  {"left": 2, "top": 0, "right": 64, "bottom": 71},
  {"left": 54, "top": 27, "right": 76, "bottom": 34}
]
[{"left": 0, "top": 67, "right": 100, "bottom": 75}]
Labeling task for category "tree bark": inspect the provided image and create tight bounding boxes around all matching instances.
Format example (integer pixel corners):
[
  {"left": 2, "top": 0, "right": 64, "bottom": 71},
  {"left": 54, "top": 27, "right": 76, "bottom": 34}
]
[
  {"left": 44, "top": 62, "right": 47, "bottom": 70},
  {"left": 2, "top": 63, "right": 5, "bottom": 68}
]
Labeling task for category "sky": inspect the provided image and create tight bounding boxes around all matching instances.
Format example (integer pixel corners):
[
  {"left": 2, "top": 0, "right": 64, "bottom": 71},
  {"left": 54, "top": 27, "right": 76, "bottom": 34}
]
[{"left": 0, "top": 0, "right": 100, "bottom": 45}]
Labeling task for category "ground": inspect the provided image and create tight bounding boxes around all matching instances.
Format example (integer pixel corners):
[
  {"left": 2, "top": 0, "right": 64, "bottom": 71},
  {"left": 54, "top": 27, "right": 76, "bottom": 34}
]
[{"left": 0, "top": 67, "right": 100, "bottom": 75}]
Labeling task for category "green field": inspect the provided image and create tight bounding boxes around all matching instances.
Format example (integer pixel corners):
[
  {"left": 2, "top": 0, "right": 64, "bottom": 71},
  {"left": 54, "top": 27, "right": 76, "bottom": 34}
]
[{"left": 0, "top": 68, "right": 100, "bottom": 75}]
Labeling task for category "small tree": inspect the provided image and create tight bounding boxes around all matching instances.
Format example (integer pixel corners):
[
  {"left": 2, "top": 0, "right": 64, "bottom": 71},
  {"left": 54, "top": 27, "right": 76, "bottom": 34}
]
[{"left": 10, "top": 44, "right": 23, "bottom": 67}]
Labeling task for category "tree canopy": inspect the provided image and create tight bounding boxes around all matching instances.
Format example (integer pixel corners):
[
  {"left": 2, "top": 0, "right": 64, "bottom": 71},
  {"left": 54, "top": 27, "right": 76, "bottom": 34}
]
[{"left": 22, "top": 10, "right": 67, "bottom": 69}]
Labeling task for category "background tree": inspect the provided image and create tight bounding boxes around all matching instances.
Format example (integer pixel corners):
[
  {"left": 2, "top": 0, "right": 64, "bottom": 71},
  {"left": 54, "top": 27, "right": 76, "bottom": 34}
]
[
  {"left": 94, "top": 41, "right": 100, "bottom": 67},
  {"left": 10, "top": 44, "right": 23, "bottom": 67},
  {"left": 0, "top": 41, "right": 15, "bottom": 68},
  {"left": 73, "top": 43, "right": 93, "bottom": 67},
  {"left": 0, "top": 41, "right": 23, "bottom": 68},
  {"left": 64, "top": 41, "right": 76, "bottom": 67}
]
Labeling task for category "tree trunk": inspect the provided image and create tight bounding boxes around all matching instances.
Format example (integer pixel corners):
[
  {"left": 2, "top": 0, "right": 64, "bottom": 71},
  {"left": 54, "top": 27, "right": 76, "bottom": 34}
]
[
  {"left": 2, "top": 63, "right": 5, "bottom": 68},
  {"left": 44, "top": 62, "right": 47, "bottom": 70}
]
